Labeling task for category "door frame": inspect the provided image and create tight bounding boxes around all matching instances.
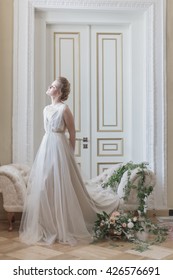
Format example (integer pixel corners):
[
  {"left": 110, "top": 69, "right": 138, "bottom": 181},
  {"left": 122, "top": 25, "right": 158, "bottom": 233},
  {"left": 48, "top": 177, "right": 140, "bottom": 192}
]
[{"left": 13, "top": 0, "right": 167, "bottom": 208}]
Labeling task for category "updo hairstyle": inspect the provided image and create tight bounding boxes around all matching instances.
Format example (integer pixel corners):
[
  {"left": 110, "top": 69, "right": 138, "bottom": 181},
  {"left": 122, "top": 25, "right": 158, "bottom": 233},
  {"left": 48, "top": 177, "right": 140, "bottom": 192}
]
[{"left": 56, "top": 77, "right": 71, "bottom": 101}]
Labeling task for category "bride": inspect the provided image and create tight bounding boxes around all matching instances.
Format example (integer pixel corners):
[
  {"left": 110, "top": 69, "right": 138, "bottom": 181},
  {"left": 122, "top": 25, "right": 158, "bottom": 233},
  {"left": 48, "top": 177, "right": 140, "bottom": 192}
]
[{"left": 19, "top": 77, "right": 131, "bottom": 246}]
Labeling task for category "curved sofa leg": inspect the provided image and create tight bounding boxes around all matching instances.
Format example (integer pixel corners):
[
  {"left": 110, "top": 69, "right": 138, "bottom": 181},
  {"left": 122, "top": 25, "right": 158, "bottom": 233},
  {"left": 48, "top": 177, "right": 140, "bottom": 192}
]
[{"left": 7, "top": 212, "right": 15, "bottom": 231}]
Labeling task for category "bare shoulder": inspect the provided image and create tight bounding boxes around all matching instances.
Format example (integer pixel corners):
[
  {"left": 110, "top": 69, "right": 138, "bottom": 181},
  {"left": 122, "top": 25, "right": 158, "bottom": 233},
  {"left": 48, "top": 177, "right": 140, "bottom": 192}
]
[
  {"left": 63, "top": 103, "right": 69, "bottom": 111},
  {"left": 63, "top": 104, "right": 75, "bottom": 128},
  {"left": 63, "top": 104, "right": 73, "bottom": 116}
]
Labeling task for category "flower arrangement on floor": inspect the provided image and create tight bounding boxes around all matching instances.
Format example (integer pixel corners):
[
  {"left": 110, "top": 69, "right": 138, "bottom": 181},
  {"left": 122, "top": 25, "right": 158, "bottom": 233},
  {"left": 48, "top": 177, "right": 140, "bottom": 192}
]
[{"left": 93, "top": 162, "right": 168, "bottom": 251}]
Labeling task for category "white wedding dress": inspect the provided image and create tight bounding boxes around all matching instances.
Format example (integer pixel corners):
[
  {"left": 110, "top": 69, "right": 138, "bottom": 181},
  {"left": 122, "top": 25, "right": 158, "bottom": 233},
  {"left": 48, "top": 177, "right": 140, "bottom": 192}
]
[{"left": 19, "top": 103, "right": 122, "bottom": 245}]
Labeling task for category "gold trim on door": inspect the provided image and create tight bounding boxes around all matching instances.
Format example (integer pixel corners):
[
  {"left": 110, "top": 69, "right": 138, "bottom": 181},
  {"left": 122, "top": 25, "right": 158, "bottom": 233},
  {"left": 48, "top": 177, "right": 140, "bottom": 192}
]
[
  {"left": 54, "top": 32, "right": 81, "bottom": 132},
  {"left": 96, "top": 32, "right": 123, "bottom": 132},
  {"left": 97, "top": 162, "right": 122, "bottom": 175},
  {"left": 97, "top": 138, "right": 124, "bottom": 156}
]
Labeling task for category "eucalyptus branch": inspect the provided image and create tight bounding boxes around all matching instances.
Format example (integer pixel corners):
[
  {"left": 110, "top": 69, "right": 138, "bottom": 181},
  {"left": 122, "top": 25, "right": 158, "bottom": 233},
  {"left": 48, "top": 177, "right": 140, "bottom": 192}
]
[{"left": 103, "top": 161, "right": 153, "bottom": 215}]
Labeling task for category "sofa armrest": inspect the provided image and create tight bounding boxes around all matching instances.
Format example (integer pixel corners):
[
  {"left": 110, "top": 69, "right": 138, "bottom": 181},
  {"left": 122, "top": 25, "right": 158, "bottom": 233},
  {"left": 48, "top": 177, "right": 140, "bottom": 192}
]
[
  {"left": 0, "top": 164, "right": 30, "bottom": 230},
  {"left": 117, "top": 168, "right": 156, "bottom": 211}
]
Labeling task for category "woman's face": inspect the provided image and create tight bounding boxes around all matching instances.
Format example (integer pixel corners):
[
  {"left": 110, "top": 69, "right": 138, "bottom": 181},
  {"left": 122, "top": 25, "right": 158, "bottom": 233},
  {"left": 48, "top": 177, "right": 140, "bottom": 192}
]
[{"left": 46, "top": 80, "right": 60, "bottom": 97}]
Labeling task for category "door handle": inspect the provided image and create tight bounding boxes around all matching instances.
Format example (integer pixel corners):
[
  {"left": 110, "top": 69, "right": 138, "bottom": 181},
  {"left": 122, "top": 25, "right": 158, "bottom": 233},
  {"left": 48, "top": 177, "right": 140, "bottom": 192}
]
[
  {"left": 83, "top": 137, "right": 88, "bottom": 142},
  {"left": 76, "top": 137, "right": 89, "bottom": 142}
]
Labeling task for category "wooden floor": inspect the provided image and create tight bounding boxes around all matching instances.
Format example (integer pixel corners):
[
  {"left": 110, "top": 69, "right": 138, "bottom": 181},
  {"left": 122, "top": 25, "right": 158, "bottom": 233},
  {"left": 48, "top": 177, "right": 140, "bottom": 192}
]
[{"left": 0, "top": 219, "right": 173, "bottom": 260}]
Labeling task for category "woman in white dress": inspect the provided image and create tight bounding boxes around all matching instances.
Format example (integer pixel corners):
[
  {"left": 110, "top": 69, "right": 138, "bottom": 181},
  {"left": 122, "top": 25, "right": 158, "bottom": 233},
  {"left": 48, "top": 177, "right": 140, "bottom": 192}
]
[{"left": 19, "top": 77, "right": 123, "bottom": 246}]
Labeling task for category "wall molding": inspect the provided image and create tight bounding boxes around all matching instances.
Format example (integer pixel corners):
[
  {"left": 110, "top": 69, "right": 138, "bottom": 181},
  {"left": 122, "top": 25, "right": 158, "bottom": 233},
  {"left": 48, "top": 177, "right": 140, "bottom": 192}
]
[
  {"left": 29, "top": 0, "right": 157, "bottom": 9},
  {"left": 13, "top": 0, "right": 166, "bottom": 208}
]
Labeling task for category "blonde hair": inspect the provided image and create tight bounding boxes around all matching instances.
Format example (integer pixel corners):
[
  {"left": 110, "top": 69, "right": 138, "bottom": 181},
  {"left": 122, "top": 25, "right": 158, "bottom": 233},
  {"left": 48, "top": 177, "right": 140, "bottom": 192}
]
[{"left": 56, "top": 77, "right": 71, "bottom": 101}]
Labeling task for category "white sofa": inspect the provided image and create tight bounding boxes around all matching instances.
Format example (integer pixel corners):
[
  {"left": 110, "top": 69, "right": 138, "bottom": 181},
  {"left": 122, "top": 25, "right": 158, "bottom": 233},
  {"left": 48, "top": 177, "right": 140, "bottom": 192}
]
[
  {"left": 89, "top": 164, "right": 156, "bottom": 211},
  {"left": 0, "top": 163, "right": 155, "bottom": 231},
  {"left": 0, "top": 164, "right": 30, "bottom": 230}
]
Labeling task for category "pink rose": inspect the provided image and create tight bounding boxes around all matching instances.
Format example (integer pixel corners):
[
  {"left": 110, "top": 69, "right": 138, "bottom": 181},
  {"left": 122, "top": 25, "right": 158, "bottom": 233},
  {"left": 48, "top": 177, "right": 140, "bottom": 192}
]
[{"left": 122, "top": 223, "right": 127, "bottom": 228}]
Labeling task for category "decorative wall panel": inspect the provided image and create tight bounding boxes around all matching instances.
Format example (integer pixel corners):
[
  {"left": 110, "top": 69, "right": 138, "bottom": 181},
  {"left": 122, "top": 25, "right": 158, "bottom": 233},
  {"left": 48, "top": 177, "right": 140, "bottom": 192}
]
[
  {"left": 97, "top": 138, "right": 123, "bottom": 156},
  {"left": 97, "top": 162, "right": 121, "bottom": 175},
  {"left": 97, "top": 33, "right": 123, "bottom": 132},
  {"left": 54, "top": 32, "right": 81, "bottom": 131}
]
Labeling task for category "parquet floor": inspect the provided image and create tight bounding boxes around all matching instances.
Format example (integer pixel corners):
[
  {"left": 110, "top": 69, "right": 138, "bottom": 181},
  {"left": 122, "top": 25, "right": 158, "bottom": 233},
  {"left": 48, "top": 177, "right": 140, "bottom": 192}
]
[{"left": 0, "top": 219, "right": 173, "bottom": 260}]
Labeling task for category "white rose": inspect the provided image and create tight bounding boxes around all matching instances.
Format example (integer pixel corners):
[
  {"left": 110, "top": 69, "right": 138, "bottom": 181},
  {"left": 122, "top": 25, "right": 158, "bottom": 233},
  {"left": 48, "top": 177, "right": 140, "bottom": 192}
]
[{"left": 127, "top": 222, "right": 134, "bottom": 229}]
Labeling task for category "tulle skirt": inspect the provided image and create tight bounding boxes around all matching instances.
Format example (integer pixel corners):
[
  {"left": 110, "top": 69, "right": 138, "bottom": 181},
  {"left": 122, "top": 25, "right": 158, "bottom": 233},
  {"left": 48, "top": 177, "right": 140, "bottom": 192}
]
[{"left": 19, "top": 132, "right": 121, "bottom": 245}]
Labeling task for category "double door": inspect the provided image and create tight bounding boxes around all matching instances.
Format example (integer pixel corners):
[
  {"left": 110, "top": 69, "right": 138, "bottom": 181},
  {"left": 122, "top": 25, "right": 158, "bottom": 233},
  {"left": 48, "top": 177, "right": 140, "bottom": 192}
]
[{"left": 45, "top": 24, "right": 131, "bottom": 179}]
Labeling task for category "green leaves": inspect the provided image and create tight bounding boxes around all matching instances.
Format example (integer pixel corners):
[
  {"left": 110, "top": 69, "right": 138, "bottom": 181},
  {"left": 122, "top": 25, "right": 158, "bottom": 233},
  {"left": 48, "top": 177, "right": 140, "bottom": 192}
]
[
  {"left": 93, "top": 162, "right": 168, "bottom": 251},
  {"left": 103, "top": 161, "right": 153, "bottom": 215}
]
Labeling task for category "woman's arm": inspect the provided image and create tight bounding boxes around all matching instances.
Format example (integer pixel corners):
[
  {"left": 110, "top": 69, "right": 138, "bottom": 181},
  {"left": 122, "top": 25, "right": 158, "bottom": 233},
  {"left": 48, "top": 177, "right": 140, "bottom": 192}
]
[{"left": 63, "top": 106, "right": 76, "bottom": 152}]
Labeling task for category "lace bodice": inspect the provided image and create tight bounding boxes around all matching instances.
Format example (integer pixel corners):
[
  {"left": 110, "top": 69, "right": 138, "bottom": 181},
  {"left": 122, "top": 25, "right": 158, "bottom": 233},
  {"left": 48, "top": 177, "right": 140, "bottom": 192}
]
[{"left": 43, "top": 103, "right": 66, "bottom": 133}]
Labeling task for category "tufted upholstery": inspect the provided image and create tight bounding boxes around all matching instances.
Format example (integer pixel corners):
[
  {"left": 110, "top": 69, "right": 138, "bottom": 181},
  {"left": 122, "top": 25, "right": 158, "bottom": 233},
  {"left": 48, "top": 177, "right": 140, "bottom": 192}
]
[
  {"left": 0, "top": 164, "right": 30, "bottom": 230},
  {"left": 0, "top": 164, "right": 30, "bottom": 212}
]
